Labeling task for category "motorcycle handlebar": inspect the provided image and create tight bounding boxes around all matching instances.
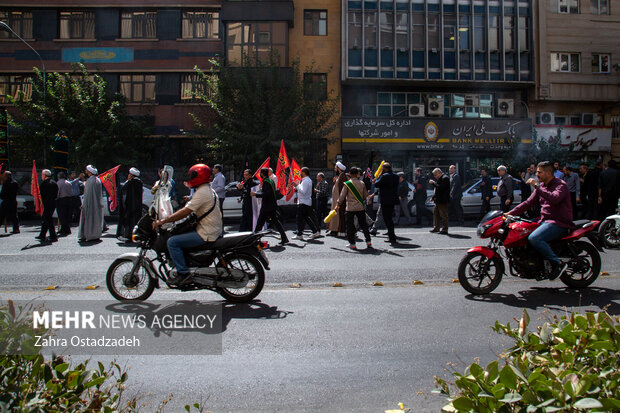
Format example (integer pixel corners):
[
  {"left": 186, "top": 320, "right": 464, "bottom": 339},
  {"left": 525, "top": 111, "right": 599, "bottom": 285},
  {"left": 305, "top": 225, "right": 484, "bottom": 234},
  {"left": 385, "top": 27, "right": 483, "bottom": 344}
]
[{"left": 504, "top": 214, "right": 533, "bottom": 224}]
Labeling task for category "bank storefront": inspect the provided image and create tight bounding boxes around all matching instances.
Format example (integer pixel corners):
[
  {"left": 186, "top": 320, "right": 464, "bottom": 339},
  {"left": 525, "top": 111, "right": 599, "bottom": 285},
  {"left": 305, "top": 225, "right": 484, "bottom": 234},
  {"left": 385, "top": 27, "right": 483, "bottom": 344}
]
[{"left": 342, "top": 117, "right": 532, "bottom": 181}]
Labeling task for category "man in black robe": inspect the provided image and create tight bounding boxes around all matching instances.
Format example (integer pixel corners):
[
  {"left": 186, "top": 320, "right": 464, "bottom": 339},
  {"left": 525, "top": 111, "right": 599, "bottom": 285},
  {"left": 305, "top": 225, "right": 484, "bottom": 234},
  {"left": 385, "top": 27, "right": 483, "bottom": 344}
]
[{"left": 117, "top": 167, "right": 143, "bottom": 241}]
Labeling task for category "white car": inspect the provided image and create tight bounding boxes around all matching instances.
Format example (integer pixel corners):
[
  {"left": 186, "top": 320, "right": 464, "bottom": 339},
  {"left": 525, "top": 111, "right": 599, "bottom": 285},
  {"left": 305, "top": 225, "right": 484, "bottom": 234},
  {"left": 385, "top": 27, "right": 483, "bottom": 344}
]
[
  {"left": 221, "top": 181, "right": 298, "bottom": 219},
  {"left": 460, "top": 177, "right": 522, "bottom": 216}
]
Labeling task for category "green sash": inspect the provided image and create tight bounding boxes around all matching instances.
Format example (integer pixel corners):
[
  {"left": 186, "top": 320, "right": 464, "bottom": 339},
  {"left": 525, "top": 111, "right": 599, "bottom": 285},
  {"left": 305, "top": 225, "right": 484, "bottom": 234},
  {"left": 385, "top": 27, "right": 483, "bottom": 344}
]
[{"left": 344, "top": 180, "right": 364, "bottom": 206}]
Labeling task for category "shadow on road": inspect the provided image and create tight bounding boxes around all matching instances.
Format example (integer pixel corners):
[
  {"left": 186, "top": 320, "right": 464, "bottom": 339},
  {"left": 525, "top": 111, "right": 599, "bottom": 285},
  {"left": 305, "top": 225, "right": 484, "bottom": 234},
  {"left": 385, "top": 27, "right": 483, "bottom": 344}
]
[
  {"left": 330, "top": 246, "right": 403, "bottom": 257},
  {"left": 21, "top": 241, "right": 52, "bottom": 250},
  {"left": 446, "top": 233, "right": 472, "bottom": 239},
  {"left": 465, "top": 286, "right": 620, "bottom": 314},
  {"left": 106, "top": 299, "right": 291, "bottom": 335}
]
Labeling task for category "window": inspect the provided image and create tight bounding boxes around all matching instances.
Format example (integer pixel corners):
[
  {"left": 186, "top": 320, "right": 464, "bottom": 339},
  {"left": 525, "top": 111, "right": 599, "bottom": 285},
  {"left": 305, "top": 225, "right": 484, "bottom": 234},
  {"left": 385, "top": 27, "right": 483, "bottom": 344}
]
[
  {"left": 518, "top": 17, "right": 529, "bottom": 52},
  {"left": 59, "top": 11, "right": 95, "bottom": 39},
  {"left": 375, "top": 92, "right": 420, "bottom": 117},
  {"left": 443, "top": 14, "right": 456, "bottom": 49},
  {"left": 119, "top": 74, "right": 156, "bottom": 102},
  {"left": 473, "top": 15, "right": 485, "bottom": 51},
  {"left": 304, "top": 10, "right": 327, "bottom": 36},
  {"left": 226, "top": 22, "right": 288, "bottom": 66},
  {"left": 558, "top": 0, "right": 579, "bottom": 14},
  {"left": 448, "top": 93, "right": 493, "bottom": 118},
  {"left": 488, "top": 15, "right": 499, "bottom": 51},
  {"left": 180, "top": 73, "right": 211, "bottom": 102},
  {"left": 182, "top": 11, "right": 219, "bottom": 39},
  {"left": 551, "top": 53, "right": 580, "bottom": 72},
  {"left": 411, "top": 13, "right": 425, "bottom": 49},
  {"left": 303, "top": 73, "right": 327, "bottom": 100},
  {"left": 592, "top": 54, "right": 610, "bottom": 73},
  {"left": 0, "top": 75, "right": 32, "bottom": 103},
  {"left": 503, "top": 16, "right": 514, "bottom": 50},
  {"left": 121, "top": 11, "right": 157, "bottom": 39},
  {"left": 591, "top": 0, "right": 609, "bottom": 15},
  {"left": 0, "top": 11, "right": 33, "bottom": 39}
]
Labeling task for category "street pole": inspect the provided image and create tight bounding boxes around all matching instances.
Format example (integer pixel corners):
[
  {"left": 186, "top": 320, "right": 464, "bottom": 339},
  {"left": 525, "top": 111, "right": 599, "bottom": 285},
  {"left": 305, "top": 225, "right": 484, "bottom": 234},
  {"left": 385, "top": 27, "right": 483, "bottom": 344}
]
[{"left": 0, "top": 21, "right": 47, "bottom": 164}]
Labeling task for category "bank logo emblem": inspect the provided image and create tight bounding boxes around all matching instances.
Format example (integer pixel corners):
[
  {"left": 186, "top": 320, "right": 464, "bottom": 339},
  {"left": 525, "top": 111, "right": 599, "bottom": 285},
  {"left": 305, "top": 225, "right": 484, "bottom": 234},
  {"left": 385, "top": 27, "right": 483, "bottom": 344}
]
[{"left": 424, "top": 122, "right": 439, "bottom": 142}]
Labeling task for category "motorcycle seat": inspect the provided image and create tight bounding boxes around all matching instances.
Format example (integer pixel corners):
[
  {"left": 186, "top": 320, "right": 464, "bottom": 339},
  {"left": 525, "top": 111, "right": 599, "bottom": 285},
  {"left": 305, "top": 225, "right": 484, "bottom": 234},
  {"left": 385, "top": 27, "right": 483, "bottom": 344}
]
[
  {"left": 182, "top": 232, "right": 255, "bottom": 253},
  {"left": 572, "top": 220, "right": 590, "bottom": 228}
]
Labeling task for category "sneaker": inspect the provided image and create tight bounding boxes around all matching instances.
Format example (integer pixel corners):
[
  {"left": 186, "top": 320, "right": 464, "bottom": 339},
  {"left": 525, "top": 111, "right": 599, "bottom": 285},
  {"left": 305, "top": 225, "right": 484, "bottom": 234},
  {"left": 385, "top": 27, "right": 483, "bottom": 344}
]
[
  {"left": 347, "top": 244, "right": 357, "bottom": 250},
  {"left": 308, "top": 232, "right": 320, "bottom": 240},
  {"left": 366, "top": 242, "right": 372, "bottom": 248},
  {"left": 292, "top": 234, "right": 305, "bottom": 241},
  {"left": 439, "top": 230, "right": 449, "bottom": 235},
  {"left": 429, "top": 229, "right": 440, "bottom": 233},
  {"left": 549, "top": 261, "right": 568, "bottom": 280}
]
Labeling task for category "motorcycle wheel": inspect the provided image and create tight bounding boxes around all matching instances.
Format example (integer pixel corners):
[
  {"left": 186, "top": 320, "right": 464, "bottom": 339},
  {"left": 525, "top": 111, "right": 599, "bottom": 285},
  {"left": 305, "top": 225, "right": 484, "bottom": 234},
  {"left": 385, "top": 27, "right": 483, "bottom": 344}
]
[
  {"left": 599, "top": 219, "right": 620, "bottom": 249},
  {"left": 218, "top": 253, "right": 265, "bottom": 303},
  {"left": 106, "top": 258, "right": 156, "bottom": 301},
  {"left": 559, "top": 241, "right": 601, "bottom": 288},
  {"left": 458, "top": 252, "right": 504, "bottom": 295}
]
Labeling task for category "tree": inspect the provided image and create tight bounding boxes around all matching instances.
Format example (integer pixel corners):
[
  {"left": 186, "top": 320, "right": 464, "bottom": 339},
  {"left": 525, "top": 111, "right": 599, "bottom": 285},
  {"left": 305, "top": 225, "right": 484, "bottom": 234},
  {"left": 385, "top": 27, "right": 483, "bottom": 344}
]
[
  {"left": 8, "top": 64, "right": 152, "bottom": 169},
  {"left": 190, "top": 55, "right": 339, "bottom": 169}
]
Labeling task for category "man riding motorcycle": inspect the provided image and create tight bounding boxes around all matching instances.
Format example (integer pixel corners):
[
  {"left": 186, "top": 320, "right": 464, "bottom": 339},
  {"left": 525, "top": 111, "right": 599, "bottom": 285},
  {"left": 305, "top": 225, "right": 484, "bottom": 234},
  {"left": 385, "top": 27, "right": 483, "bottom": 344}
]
[
  {"left": 507, "top": 160, "right": 573, "bottom": 280},
  {"left": 152, "top": 164, "right": 222, "bottom": 285}
]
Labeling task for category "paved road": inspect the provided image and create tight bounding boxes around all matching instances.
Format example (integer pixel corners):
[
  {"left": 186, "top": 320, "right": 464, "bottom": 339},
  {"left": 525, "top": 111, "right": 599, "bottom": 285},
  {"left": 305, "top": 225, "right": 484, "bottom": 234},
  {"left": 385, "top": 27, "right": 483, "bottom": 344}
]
[
  {"left": 1, "top": 221, "right": 618, "bottom": 412},
  {"left": 2, "top": 220, "right": 619, "bottom": 289}
]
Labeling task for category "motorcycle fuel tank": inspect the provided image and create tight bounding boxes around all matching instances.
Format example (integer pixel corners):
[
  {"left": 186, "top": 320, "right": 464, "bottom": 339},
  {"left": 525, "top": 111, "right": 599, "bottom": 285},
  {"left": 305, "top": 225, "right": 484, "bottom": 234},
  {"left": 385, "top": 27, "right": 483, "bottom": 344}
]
[{"left": 503, "top": 221, "right": 539, "bottom": 248}]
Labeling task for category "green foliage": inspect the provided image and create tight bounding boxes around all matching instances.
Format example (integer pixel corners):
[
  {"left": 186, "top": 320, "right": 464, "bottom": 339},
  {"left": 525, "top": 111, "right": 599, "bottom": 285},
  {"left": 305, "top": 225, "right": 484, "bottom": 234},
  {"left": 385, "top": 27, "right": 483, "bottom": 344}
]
[
  {"left": 0, "top": 300, "right": 134, "bottom": 412},
  {"left": 8, "top": 64, "right": 153, "bottom": 169},
  {"left": 191, "top": 54, "right": 339, "bottom": 168},
  {"left": 435, "top": 310, "right": 620, "bottom": 412}
]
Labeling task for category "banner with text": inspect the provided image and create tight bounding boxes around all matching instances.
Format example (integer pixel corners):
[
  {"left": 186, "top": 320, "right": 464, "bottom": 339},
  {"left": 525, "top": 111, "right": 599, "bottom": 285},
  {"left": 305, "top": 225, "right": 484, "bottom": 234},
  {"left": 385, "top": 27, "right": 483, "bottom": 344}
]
[
  {"left": 534, "top": 125, "right": 612, "bottom": 152},
  {"left": 342, "top": 117, "right": 532, "bottom": 151}
]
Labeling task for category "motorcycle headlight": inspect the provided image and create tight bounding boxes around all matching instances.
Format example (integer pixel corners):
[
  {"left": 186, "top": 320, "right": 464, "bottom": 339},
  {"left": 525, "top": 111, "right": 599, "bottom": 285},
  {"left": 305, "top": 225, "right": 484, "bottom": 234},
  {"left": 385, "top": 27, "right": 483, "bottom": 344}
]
[{"left": 477, "top": 223, "right": 492, "bottom": 237}]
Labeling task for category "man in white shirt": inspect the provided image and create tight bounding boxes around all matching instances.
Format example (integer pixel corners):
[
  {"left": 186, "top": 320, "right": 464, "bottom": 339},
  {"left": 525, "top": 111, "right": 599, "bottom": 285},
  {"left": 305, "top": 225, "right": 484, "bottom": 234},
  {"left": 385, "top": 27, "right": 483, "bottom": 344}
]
[
  {"left": 291, "top": 167, "right": 320, "bottom": 241},
  {"left": 211, "top": 164, "right": 226, "bottom": 212}
]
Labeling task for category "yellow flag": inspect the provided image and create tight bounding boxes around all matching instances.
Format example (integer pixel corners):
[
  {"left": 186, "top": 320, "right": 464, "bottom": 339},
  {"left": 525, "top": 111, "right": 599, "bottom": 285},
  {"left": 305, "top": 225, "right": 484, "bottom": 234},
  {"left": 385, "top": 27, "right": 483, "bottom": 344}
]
[
  {"left": 324, "top": 209, "right": 338, "bottom": 223},
  {"left": 374, "top": 160, "right": 386, "bottom": 179}
]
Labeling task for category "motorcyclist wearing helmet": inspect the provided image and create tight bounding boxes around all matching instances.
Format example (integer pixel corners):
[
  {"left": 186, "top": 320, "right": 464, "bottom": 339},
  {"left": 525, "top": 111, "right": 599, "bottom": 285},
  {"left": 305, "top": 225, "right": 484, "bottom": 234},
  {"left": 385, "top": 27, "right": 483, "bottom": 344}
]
[{"left": 152, "top": 164, "right": 222, "bottom": 284}]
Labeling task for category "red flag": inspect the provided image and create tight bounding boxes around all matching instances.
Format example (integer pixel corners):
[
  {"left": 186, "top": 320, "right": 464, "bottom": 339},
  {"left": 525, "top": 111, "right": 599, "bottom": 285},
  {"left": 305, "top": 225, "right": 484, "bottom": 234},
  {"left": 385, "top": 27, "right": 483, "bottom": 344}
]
[
  {"left": 285, "top": 158, "right": 302, "bottom": 201},
  {"left": 99, "top": 165, "right": 120, "bottom": 211},
  {"left": 253, "top": 157, "right": 270, "bottom": 185},
  {"left": 275, "top": 140, "right": 290, "bottom": 195},
  {"left": 30, "top": 160, "right": 43, "bottom": 216}
]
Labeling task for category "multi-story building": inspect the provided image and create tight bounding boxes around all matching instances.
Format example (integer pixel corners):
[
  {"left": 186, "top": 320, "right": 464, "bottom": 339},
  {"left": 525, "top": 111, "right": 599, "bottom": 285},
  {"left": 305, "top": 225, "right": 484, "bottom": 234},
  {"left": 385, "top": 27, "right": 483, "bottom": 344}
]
[
  {"left": 533, "top": 0, "right": 619, "bottom": 162},
  {"left": 221, "top": 0, "right": 341, "bottom": 167},
  {"left": 0, "top": 0, "right": 222, "bottom": 164},
  {"left": 341, "top": 0, "right": 535, "bottom": 180}
]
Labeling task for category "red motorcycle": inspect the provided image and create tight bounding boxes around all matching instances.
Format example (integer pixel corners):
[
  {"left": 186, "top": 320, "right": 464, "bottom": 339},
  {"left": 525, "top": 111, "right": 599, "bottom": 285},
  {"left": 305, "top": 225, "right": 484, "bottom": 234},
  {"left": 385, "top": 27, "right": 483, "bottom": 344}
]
[{"left": 458, "top": 211, "right": 603, "bottom": 294}]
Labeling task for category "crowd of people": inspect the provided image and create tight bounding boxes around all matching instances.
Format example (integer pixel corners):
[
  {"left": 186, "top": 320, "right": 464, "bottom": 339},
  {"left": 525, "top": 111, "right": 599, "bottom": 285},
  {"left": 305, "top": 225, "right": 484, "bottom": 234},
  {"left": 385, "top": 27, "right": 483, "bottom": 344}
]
[{"left": 0, "top": 159, "right": 618, "bottom": 262}]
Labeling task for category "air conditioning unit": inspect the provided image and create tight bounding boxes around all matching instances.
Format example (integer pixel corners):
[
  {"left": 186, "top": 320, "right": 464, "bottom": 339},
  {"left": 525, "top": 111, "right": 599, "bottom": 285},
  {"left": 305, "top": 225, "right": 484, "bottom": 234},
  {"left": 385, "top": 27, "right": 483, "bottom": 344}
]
[
  {"left": 539, "top": 112, "right": 555, "bottom": 125},
  {"left": 465, "top": 95, "right": 479, "bottom": 106},
  {"left": 497, "top": 99, "right": 514, "bottom": 116},
  {"left": 408, "top": 104, "right": 425, "bottom": 117},
  {"left": 427, "top": 98, "right": 444, "bottom": 115},
  {"left": 581, "top": 113, "right": 601, "bottom": 125}
]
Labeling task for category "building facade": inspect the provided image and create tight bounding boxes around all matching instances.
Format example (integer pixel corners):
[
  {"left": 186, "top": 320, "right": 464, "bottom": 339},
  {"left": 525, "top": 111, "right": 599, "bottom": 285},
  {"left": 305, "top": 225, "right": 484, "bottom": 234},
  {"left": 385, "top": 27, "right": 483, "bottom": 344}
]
[
  {"left": 0, "top": 0, "right": 222, "bottom": 166},
  {"left": 341, "top": 0, "right": 535, "bottom": 181},
  {"left": 533, "top": 0, "right": 619, "bottom": 162}
]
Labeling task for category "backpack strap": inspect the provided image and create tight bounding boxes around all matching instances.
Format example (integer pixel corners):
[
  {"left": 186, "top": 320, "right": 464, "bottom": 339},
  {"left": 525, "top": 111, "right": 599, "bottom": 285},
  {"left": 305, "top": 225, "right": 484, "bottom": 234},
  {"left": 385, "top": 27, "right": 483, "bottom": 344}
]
[{"left": 195, "top": 189, "right": 219, "bottom": 223}]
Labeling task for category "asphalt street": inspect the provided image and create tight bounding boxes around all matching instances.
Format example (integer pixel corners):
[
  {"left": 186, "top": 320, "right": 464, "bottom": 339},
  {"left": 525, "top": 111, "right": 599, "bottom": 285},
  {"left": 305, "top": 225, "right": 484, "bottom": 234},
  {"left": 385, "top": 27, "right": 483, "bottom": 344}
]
[{"left": 1, "top": 219, "right": 619, "bottom": 412}]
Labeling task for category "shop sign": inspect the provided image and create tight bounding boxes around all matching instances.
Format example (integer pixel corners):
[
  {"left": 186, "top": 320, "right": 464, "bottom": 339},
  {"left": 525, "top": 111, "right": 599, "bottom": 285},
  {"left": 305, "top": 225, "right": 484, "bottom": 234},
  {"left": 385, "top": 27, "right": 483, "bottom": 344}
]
[
  {"left": 534, "top": 125, "right": 611, "bottom": 152},
  {"left": 342, "top": 117, "right": 532, "bottom": 151},
  {"left": 62, "top": 48, "right": 134, "bottom": 63}
]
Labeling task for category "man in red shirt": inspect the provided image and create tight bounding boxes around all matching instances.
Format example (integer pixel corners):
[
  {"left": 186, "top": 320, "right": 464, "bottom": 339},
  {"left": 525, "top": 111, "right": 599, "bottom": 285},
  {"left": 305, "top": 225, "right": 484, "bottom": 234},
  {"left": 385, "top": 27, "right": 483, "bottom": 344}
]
[{"left": 508, "top": 161, "right": 573, "bottom": 280}]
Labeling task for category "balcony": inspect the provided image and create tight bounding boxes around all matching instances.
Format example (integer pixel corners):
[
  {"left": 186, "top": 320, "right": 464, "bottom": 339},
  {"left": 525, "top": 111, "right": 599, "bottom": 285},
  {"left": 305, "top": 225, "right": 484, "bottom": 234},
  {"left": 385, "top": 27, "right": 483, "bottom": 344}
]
[{"left": 221, "top": 0, "right": 294, "bottom": 27}]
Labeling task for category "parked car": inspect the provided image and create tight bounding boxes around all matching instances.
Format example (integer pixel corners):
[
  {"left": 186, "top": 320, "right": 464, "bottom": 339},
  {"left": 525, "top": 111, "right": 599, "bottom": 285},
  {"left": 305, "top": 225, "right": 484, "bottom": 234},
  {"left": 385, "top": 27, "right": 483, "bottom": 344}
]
[
  {"left": 369, "top": 182, "right": 434, "bottom": 218},
  {"left": 221, "top": 181, "right": 298, "bottom": 219},
  {"left": 16, "top": 187, "right": 35, "bottom": 216},
  {"left": 459, "top": 177, "right": 522, "bottom": 216}
]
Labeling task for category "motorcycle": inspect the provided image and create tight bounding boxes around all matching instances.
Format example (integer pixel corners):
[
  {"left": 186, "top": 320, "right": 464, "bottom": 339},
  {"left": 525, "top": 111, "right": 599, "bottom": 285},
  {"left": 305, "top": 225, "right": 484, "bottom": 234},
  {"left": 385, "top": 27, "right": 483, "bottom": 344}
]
[
  {"left": 458, "top": 210, "right": 603, "bottom": 295},
  {"left": 598, "top": 213, "right": 620, "bottom": 249},
  {"left": 106, "top": 214, "right": 271, "bottom": 302}
]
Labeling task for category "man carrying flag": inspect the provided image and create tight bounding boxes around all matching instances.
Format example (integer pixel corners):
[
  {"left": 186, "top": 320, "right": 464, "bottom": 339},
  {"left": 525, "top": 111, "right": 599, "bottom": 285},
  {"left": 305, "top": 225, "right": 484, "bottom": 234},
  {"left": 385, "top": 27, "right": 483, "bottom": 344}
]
[
  {"left": 290, "top": 166, "right": 320, "bottom": 241},
  {"left": 36, "top": 169, "right": 58, "bottom": 242},
  {"left": 78, "top": 164, "right": 104, "bottom": 242}
]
